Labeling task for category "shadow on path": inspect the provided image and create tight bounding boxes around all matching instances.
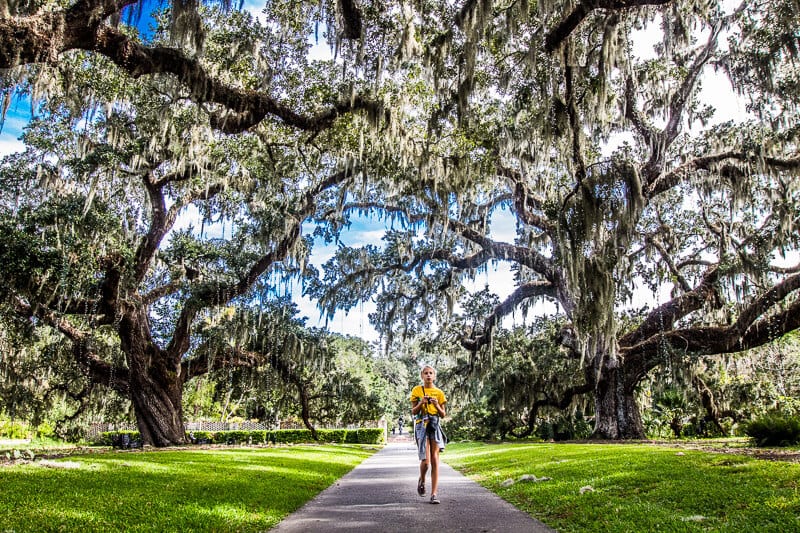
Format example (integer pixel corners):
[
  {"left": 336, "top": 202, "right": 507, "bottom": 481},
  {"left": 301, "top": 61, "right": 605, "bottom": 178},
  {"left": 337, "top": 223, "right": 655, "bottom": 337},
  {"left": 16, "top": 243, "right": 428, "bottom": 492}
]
[{"left": 270, "top": 441, "right": 555, "bottom": 532}]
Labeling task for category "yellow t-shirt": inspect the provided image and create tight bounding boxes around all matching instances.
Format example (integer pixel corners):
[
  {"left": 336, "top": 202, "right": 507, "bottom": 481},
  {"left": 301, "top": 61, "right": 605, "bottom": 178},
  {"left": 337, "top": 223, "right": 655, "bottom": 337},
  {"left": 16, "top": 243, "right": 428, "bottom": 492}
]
[{"left": 410, "top": 385, "right": 446, "bottom": 423}]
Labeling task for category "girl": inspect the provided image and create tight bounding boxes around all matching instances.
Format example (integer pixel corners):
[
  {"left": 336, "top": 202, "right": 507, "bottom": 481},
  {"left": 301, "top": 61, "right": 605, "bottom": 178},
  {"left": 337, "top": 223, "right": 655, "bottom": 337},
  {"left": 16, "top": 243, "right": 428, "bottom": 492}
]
[{"left": 410, "top": 364, "right": 447, "bottom": 504}]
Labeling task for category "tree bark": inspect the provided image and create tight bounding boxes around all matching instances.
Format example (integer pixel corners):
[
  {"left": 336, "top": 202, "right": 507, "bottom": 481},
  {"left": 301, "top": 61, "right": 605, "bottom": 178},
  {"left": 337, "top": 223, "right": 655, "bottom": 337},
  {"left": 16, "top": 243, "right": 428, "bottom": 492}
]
[
  {"left": 120, "top": 307, "right": 186, "bottom": 446},
  {"left": 129, "top": 364, "right": 186, "bottom": 446},
  {"left": 592, "top": 356, "right": 644, "bottom": 439}
]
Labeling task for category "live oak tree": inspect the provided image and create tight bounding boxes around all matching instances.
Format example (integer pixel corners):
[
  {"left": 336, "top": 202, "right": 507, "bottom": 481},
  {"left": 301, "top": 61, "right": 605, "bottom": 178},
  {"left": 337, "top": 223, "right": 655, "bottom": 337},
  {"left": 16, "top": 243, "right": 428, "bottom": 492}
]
[
  {"left": 310, "top": 0, "right": 800, "bottom": 438},
  {"left": 0, "top": 2, "right": 391, "bottom": 445}
]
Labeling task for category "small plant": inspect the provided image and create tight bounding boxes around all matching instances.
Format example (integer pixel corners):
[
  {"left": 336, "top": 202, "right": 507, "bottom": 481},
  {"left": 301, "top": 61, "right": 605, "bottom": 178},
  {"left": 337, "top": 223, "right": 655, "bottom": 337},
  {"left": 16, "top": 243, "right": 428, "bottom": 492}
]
[
  {"left": 35, "top": 422, "right": 55, "bottom": 439},
  {"left": 535, "top": 413, "right": 592, "bottom": 441},
  {"left": 744, "top": 412, "right": 800, "bottom": 447},
  {"left": 0, "top": 419, "right": 29, "bottom": 440}
]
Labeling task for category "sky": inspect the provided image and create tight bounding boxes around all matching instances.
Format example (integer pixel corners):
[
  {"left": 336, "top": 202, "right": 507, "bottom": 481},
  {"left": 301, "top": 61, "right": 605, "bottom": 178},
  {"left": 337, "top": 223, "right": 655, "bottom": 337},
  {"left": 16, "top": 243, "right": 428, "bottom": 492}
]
[{"left": 0, "top": 1, "right": 759, "bottom": 344}]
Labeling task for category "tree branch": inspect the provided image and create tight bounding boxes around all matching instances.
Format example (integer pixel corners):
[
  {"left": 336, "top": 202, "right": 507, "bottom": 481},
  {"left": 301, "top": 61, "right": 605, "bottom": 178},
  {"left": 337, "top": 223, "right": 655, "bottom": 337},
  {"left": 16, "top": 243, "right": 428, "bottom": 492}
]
[
  {"left": 624, "top": 76, "right": 660, "bottom": 148},
  {"left": 0, "top": 9, "right": 381, "bottom": 134},
  {"left": 13, "top": 296, "right": 129, "bottom": 392},
  {"left": 167, "top": 168, "right": 355, "bottom": 359},
  {"left": 446, "top": 218, "right": 556, "bottom": 278},
  {"left": 461, "top": 281, "right": 558, "bottom": 351},
  {"left": 498, "top": 165, "right": 554, "bottom": 232},
  {"left": 623, "top": 275, "right": 800, "bottom": 361},
  {"left": 181, "top": 343, "right": 261, "bottom": 382},
  {"left": 732, "top": 272, "right": 800, "bottom": 337},
  {"left": 544, "top": 0, "right": 672, "bottom": 53},
  {"left": 337, "top": 0, "right": 362, "bottom": 39},
  {"left": 619, "top": 266, "right": 720, "bottom": 348},
  {"left": 647, "top": 151, "right": 800, "bottom": 198},
  {"left": 133, "top": 173, "right": 169, "bottom": 283},
  {"left": 646, "top": 235, "right": 692, "bottom": 292},
  {"left": 142, "top": 281, "right": 184, "bottom": 304},
  {"left": 662, "top": 21, "right": 721, "bottom": 144},
  {"left": 330, "top": 200, "right": 555, "bottom": 277}
]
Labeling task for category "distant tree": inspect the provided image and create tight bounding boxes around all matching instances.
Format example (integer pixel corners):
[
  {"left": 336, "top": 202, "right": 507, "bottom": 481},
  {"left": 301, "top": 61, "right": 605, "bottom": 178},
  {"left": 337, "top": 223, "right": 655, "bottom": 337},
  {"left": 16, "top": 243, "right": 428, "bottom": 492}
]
[
  {"left": 186, "top": 304, "right": 405, "bottom": 430},
  {"left": 640, "top": 331, "right": 800, "bottom": 437}
]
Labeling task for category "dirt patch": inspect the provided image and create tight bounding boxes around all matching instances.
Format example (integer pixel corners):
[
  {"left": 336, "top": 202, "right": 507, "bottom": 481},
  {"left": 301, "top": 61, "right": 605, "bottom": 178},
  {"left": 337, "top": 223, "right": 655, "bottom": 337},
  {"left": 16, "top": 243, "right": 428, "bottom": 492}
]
[
  {"left": 552, "top": 438, "right": 800, "bottom": 463},
  {"left": 0, "top": 442, "right": 295, "bottom": 467},
  {"left": 644, "top": 439, "right": 800, "bottom": 463}
]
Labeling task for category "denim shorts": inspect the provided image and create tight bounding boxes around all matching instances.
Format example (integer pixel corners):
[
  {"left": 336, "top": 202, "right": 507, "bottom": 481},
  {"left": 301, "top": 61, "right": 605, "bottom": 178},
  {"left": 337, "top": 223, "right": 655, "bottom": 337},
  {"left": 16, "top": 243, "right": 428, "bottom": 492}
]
[{"left": 414, "top": 416, "right": 446, "bottom": 461}]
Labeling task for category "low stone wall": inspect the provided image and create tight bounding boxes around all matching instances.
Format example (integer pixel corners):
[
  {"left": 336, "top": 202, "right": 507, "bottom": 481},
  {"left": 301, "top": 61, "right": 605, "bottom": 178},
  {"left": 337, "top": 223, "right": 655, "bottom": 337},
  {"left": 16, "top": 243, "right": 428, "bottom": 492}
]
[{"left": 86, "top": 419, "right": 385, "bottom": 439}]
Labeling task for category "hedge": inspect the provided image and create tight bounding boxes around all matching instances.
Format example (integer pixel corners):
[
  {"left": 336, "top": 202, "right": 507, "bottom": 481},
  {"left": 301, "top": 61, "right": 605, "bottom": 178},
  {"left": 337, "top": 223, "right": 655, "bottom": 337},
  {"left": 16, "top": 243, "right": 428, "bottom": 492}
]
[
  {"left": 95, "top": 430, "right": 143, "bottom": 449},
  {"left": 744, "top": 412, "right": 800, "bottom": 447},
  {"left": 95, "top": 428, "right": 384, "bottom": 447}
]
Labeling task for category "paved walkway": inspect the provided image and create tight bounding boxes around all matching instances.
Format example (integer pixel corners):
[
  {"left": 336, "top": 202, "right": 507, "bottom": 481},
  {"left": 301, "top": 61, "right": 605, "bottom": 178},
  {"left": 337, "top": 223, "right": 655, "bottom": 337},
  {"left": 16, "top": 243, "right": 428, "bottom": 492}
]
[{"left": 270, "top": 438, "right": 555, "bottom": 532}]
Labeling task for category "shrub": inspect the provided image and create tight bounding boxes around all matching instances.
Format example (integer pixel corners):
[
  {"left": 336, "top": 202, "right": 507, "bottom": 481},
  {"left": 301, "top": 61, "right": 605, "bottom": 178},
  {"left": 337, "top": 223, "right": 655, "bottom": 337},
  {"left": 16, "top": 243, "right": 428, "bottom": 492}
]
[
  {"left": 249, "top": 430, "right": 268, "bottom": 444},
  {"left": 35, "top": 422, "right": 55, "bottom": 439},
  {"left": 187, "top": 430, "right": 215, "bottom": 444},
  {"left": 317, "top": 429, "right": 347, "bottom": 443},
  {"left": 0, "top": 419, "right": 28, "bottom": 440},
  {"left": 272, "top": 429, "right": 313, "bottom": 444},
  {"left": 98, "top": 427, "right": 382, "bottom": 447},
  {"left": 744, "top": 412, "right": 800, "bottom": 447},
  {"left": 536, "top": 421, "right": 555, "bottom": 441},
  {"left": 445, "top": 424, "right": 483, "bottom": 442},
  {"left": 356, "top": 428, "right": 384, "bottom": 444},
  {"left": 93, "top": 432, "right": 113, "bottom": 446},
  {"left": 221, "top": 430, "right": 249, "bottom": 444},
  {"left": 96, "top": 430, "right": 143, "bottom": 449},
  {"left": 535, "top": 413, "right": 592, "bottom": 441}
]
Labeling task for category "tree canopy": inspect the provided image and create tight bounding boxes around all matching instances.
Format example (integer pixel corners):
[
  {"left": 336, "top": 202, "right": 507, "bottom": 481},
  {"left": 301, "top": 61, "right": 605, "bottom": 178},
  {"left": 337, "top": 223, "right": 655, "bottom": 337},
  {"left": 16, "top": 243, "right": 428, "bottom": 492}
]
[{"left": 1, "top": 0, "right": 799, "bottom": 442}]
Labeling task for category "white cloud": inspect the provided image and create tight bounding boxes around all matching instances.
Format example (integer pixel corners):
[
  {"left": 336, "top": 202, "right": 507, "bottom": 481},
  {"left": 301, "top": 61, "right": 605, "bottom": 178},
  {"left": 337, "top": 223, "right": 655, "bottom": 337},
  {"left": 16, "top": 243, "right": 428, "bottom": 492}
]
[
  {"left": 0, "top": 137, "right": 25, "bottom": 157},
  {"left": 294, "top": 290, "right": 379, "bottom": 341},
  {"left": 698, "top": 67, "right": 751, "bottom": 125},
  {"left": 241, "top": 0, "right": 267, "bottom": 25},
  {"left": 488, "top": 208, "right": 517, "bottom": 243},
  {"left": 345, "top": 229, "right": 386, "bottom": 247},
  {"left": 0, "top": 106, "right": 29, "bottom": 157}
]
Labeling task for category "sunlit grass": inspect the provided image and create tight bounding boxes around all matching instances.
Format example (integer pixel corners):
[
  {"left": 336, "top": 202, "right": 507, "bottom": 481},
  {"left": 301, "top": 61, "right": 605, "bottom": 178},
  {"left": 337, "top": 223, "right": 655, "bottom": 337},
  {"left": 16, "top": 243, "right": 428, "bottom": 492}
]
[
  {"left": 445, "top": 442, "right": 800, "bottom": 532},
  {"left": 0, "top": 445, "right": 376, "bottom": 532}
]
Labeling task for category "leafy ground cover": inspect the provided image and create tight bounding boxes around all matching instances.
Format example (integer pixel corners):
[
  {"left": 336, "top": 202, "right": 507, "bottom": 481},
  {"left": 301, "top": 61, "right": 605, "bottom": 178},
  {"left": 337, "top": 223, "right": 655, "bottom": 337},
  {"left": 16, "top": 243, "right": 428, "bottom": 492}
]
[
  {"left": 0, "top": 444, "right": 376, "bottom": 532},
  {"left": 445, "top": 442, "right": 800, "bottom": 532}
]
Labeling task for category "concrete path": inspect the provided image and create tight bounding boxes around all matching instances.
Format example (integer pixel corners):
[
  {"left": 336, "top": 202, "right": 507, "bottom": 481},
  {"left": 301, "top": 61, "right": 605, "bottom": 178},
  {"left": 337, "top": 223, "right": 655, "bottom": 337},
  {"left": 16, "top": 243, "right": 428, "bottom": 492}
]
[{"left": 270, "top": 439, "right": 555, "bottom": 532}]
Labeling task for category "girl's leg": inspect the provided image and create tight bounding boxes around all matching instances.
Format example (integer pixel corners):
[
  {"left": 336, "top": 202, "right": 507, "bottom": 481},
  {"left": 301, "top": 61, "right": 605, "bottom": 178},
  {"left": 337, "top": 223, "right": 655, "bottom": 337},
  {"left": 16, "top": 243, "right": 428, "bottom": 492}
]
[
  {"left": 429, "top": 440, "right": 440, "bottom": 496},
  {"left": 415, "top": 423, "right": 428, "bottom": 495}
]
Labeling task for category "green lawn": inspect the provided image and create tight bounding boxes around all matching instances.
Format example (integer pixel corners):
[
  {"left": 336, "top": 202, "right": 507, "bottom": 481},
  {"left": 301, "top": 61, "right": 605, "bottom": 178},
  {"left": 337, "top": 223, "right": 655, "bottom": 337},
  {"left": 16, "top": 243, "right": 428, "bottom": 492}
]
[
  {"left": 3, "top": 441, "right": 799, "bottom": 532},
  {"left": 0, "top": 445, "right": 376, "bottom": 532},
  {"left": 445, "top": 442, "right": 800, "bottom": 532}
]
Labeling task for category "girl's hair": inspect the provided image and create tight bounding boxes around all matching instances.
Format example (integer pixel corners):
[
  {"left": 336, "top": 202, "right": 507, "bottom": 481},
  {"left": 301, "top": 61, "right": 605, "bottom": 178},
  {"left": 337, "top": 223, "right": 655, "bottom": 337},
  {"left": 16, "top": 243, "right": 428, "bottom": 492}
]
[{"left": 420, "top": 364, "right": 436, "bottom": 376}]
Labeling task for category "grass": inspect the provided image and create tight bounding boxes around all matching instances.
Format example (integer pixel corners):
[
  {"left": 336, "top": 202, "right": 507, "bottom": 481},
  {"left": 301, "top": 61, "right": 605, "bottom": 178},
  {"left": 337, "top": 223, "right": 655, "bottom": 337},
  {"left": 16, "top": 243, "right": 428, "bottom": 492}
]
[
  {"left": 0, "top": 444, "right": 376, "bottom": 532},
  {"left": 3, "top": 439, "right": 799, "bottom": 532},
  {"left": 445, "top": 441, "right": 800, "bottom": 532}
]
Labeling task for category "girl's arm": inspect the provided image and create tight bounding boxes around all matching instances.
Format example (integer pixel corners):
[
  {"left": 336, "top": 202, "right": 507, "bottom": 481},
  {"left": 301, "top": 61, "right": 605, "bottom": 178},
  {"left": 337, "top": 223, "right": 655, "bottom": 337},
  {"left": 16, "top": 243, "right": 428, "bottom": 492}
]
[
  {"left": 411, "top": 398, "right": 423, "bottom": 415},
  {"left": 411, "top": 389, "right": 425, "bottom": 414},
  {"left": 433, "top": 398, "right": 445, "bottom": 417}
]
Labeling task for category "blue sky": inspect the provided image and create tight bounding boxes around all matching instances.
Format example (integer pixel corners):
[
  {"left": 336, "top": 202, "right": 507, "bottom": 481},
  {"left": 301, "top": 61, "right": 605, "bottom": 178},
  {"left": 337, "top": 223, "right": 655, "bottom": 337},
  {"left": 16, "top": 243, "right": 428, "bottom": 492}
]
[{"left": 0, "top": 96, "right": 30, "bottom": 153}]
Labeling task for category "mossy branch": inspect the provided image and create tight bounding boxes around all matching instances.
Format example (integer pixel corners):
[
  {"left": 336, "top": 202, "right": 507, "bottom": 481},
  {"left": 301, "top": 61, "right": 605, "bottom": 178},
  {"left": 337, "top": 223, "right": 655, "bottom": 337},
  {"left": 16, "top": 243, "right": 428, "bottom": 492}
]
[{"left": 544, "top": 0, "right": 673, "bottom": 53}]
